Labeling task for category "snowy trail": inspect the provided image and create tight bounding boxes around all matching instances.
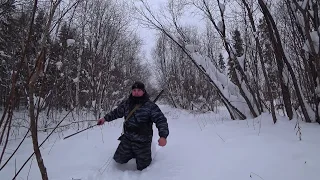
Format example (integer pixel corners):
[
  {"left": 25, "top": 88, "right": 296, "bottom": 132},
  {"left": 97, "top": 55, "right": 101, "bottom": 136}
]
[{"left": 1, "top": 105, "right": 320, "bottom": 180}]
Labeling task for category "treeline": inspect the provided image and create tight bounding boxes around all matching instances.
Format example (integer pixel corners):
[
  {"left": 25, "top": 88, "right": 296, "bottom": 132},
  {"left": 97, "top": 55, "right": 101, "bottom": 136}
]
[
  {"left": 0, "top": 1, "right": 153, "bottom": 178},
  {"left": 0, "top": 0, "right": 153, "bottom": 117},
  {"left": 139, "top": 0, "right": 320, "bottom": 124}
]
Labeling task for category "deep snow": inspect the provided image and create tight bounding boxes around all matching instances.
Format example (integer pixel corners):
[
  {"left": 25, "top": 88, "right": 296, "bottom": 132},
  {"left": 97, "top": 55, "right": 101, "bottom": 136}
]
[{"left": 1, "top": 104, "right": 320, "bottom": 180}]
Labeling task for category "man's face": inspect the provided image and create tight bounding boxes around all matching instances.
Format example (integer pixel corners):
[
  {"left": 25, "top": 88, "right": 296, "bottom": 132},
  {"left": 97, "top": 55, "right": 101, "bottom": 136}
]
[{"left": 132, "top": 88, "right": 144, "bottom": 97}]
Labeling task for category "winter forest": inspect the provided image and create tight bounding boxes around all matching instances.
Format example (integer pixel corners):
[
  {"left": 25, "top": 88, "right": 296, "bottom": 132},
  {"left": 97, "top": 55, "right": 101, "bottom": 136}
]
[{"left": 0, "top": 0, "right": 320, "bottom": 179}]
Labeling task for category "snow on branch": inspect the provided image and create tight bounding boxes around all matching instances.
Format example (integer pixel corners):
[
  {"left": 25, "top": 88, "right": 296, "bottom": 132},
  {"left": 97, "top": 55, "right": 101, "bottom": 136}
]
[
  {"left": 185, "top": 44, "right": 252, "bottom": 117},
  {"left": 67, "top": 39, "right": 75, "bottom": 47},
  {"left": 302, "top": 31, "right": 319, "bottom": 54}
]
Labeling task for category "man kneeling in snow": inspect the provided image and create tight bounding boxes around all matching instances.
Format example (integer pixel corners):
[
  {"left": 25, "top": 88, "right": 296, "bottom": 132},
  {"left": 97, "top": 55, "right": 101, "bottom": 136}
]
[{"left": 97, "top": 81, "right": 169, "bottom": 170}]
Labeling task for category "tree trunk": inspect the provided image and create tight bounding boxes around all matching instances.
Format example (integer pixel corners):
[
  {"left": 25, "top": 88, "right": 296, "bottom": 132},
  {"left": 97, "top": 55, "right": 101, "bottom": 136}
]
[
  {"left": 28, "top": 49, "right": 49, "bottom": 180},
  {"left": 29, "top": 86, "right": 48, "bottom": 180},
  {"left": 259, "top": 0, "right": 313, "bottom": 122},
  {"left": 202, "top": 0, "right": 260, "bottom": 117},
  {"left": 240, "top": 0, "right": 277, "bottom": 123},
  {"left": 258, "top": 0, "right": 295, "bottom": 120}
]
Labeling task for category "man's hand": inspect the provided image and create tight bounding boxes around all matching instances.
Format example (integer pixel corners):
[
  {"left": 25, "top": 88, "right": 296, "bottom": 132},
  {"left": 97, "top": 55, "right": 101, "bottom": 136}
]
[
  {"left": 97, "top": 118, "right": 105, "bottom": 125},
  {"left": 158, "top": 137, "right": 167, "bottom": 146}
]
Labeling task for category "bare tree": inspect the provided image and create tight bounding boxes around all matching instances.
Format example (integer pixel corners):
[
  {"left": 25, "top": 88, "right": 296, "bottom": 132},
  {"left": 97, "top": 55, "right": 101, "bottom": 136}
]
[
  {"left": 282, "top": 0, "right": 320, "bottom": 123},
  {"left": 1, "top": 1, "right": 83, "bottom": 179},
  {"left": 239, "top": 0, "right": 277, "bottom": 123},
  {"left": 257, "top": 0, "right": 312, "bottom": 122},
  {"left": 26, "top": 1, "right": 65, "bottom": 179},
  {"left": 134, "top": 0, "right": 247, "bottom": 119}
]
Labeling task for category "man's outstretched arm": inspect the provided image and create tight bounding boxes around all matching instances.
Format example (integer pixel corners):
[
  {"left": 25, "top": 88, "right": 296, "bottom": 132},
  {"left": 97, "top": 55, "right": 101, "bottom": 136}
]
[{"left": 97, "top": 100, "right": 127, "bottom": 125}]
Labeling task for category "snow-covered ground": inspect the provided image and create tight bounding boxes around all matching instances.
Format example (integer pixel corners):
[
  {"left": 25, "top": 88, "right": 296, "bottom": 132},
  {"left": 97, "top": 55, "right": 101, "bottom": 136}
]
[{"left": 1, "top": 104, "right": 320, "bottom": 180}]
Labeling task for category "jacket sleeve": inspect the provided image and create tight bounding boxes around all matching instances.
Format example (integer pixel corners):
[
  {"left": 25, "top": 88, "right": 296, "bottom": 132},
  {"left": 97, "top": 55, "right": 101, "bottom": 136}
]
[
  {"left": 150, "top": 103, "right": 169, "bottom": 139},
  {"left": 103, "top": 100, "right": 126, "bottom": 122}
]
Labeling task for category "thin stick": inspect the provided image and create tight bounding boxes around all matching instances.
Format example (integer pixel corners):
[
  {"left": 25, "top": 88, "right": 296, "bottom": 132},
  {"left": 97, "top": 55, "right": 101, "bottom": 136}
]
[
  {"left": 63, "top": 125, "right": 97, "bottom": 140},
  {"left": 99, "top": 155, "right": 112, "bottom": 175},
  {"left": 47, "top": 135, "right": 59, "bottom": 155},
  {"left": 14, "top": 159, "right": 16, "bottom": 180},
  {"left": 27, "top": 157, "right": 34, "bottom": 180},
  {"left": 250, "top": 172, "right": 265, "bottom": 180},
  {"left": 215, "top": 132, "right": 225, "bottom": 142},
  {"left": 258, "top": 116, "right": 262, "bottom": 136},
  {"left": 197, "top": 119, "right": 203, "bottom": 131},
  {"left": 0, "top": 129, "right": 30, "bottom": 171},
  {"left": 100, "top": 126, "right": 104, "bottom": 143}
]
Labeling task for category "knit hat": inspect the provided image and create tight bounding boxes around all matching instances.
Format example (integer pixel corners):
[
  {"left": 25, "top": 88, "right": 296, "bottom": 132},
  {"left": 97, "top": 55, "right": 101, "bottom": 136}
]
[{"left": 132, "top": 81, "right": 145, "bottom": 91}]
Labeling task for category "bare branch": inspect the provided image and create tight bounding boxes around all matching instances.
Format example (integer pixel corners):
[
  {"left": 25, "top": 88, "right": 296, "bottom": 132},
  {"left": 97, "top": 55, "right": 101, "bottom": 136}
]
[
  {"left": 12, "top": 106, "right": 75, "bottom": 179},
  {"left": 0, "top": 129, "right": 30, "bottom": 171}
]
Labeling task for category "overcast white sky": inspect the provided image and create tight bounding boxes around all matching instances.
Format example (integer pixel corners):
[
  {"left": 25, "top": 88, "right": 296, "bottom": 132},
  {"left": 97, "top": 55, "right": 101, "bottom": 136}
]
[
  {"left": 130, "top": 0, "right": 205, "bottom": 64},
  {"left": 131, "top": 0, "right": 167, "bottom": 62},
  {"left": 128, "top": 0, "right": 209, "bottom": 87}
]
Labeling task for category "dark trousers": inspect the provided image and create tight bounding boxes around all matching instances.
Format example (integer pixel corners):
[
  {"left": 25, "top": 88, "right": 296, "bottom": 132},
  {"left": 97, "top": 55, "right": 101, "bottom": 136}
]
[{"left": 113, "top": 137, "right": 152, "bottom": 170}]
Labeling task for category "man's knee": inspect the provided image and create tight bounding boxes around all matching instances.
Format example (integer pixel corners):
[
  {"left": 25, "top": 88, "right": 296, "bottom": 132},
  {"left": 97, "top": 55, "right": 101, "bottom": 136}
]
[
  {"left": 134, "top": 143, "right": 152, "bottom": 170},
  {"left": 113, "top": 141, "right": 133, "bottom": 164}
]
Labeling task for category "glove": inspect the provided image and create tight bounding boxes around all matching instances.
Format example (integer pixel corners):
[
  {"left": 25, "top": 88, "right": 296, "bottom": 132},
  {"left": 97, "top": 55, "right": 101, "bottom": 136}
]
[{"left": 97, "top": 118, "right": 106, "bottom": 125}]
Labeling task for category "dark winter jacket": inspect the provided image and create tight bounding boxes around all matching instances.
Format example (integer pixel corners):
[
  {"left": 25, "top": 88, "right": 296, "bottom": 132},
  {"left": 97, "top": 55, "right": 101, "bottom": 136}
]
[{"left": 104, "top": 93, "right": 169, "bottom": 143}]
